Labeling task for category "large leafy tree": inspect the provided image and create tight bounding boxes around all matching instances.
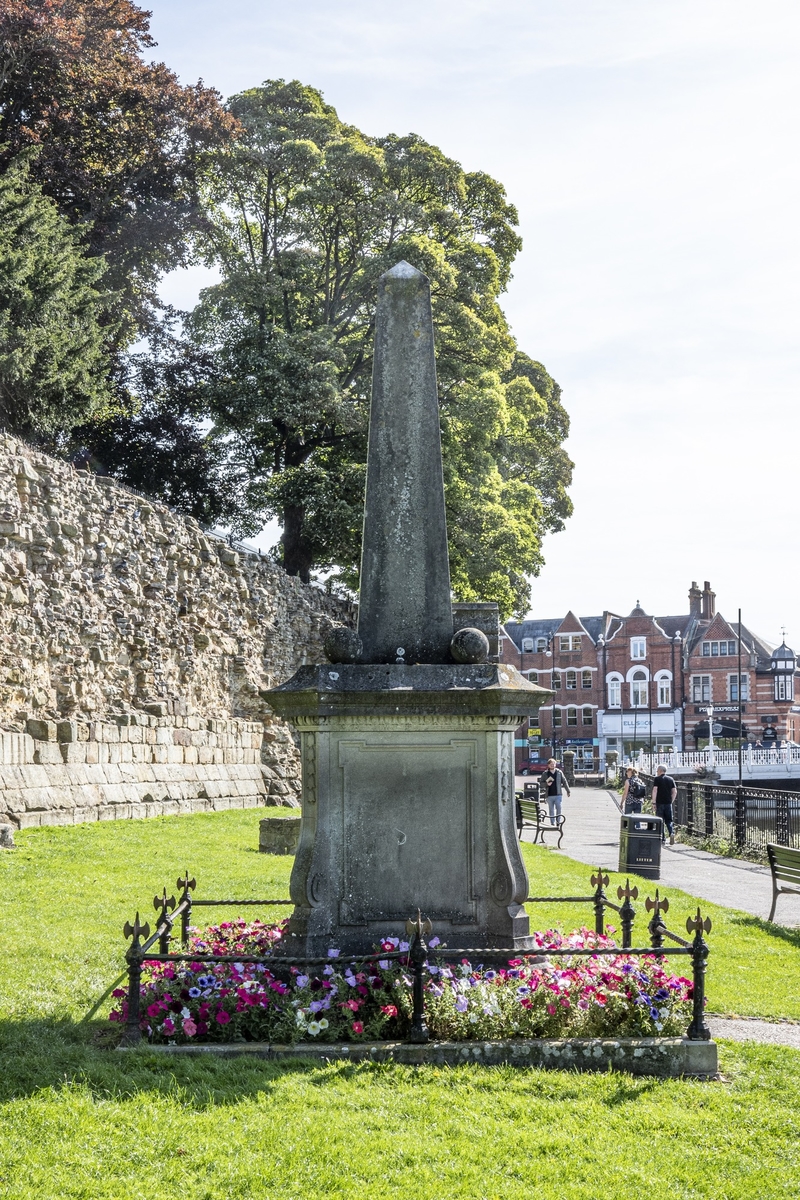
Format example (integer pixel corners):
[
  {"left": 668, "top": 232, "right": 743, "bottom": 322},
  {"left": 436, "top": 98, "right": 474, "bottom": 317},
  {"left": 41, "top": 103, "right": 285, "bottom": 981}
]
[
  {"left": 192, "top": 80, "right": 572, "bottom": 617},
  {"left": 0, "top": 153, "right": 111, "bottom": 436},
  {"left": 0, "top": 0, "right": 238, "bottom": 342}
]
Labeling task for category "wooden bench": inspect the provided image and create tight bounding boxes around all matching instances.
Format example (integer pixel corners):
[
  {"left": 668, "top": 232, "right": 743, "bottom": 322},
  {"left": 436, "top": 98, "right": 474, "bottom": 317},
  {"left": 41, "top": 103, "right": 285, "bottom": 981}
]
[
  {"left": 515, "top": 794, "right": 565, "bottom": 850},
  {"left": 767, "top": 844, "right": 800, "bottom": 922}
]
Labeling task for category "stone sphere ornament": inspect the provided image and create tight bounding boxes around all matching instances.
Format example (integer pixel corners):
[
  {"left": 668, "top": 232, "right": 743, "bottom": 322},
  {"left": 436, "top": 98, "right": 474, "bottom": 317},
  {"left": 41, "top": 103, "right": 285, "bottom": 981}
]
[
  {"left": 450, "top": 626, "right": 490, "bottom": 664},
  {"left": 323, "top": 625, "right": 362, "bottom": 664}
]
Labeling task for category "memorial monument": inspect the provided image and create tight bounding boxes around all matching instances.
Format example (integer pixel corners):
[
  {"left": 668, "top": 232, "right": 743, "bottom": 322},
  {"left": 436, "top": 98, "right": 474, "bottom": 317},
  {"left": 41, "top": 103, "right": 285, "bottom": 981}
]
[{"left": 266, "top": 261, "right": 552, "bottom": 953}]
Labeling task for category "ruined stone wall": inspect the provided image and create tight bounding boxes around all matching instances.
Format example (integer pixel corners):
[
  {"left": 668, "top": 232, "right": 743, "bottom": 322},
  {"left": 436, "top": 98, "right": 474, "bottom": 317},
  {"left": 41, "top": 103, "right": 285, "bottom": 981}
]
[{"left": 0, "top": 432, "right": 352, "bottom": 827}]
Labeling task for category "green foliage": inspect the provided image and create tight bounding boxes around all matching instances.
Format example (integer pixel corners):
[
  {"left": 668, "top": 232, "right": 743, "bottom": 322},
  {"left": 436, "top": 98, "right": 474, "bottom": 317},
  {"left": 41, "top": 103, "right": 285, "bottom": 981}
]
[
  {"left": 191, "top": 80, "right": 572, "bottom": 614},
  {"left": 0, "top": 0, "right": 238, "bottom": 345},
  {"left": 1, "top": 813, "right": 800, "bottom": 1198},
  {"left": 0, "top": 154, "right": 111, "bottom": 437}
]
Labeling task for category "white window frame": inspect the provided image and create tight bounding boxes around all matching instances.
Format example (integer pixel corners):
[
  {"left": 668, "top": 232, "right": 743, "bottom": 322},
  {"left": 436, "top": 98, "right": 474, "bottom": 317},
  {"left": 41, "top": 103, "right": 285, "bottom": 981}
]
[
  {"left": 630, "top": 637, "right": 646, "bottom": 660},
  {"left": 582, "top": 706, "right": 593, "bottom": 726},
  {"left": 606, "top": 674, "right": 623, "bottom": 707},
  {"left": 536, "top": 637, "right": 547, "bottom": 652},
  {"left": 775, "top": 676, "right": 794, "bottom": 702},
  {"left": 553, "top": 707, "right": 563, "bottom": 727},
  {"left": 566, "top": 706, "right": 578, "bottom": 727},
  {"left": 654, "top": 669, "right": 672, "bottom": 707},
  {"left": 565, "top": 670, "right": 577, "bottom": 690},
  {"left": 630, "top": 670, "right": 648, "bottom": 707},
  {"left": 581, "top": 669, "right": 592, "bottom": 689},
  {"left": 729, "top": 673, "right": 749, "bottom": 702},
  {"left": 552, "top": 671, "right": 562, "bottom": 691},
  {"left": 692, "top": 674, "right": 711, "bottom": 703},
  {"left": 521, "top": 638, "right": 534, "bottom": 652}
]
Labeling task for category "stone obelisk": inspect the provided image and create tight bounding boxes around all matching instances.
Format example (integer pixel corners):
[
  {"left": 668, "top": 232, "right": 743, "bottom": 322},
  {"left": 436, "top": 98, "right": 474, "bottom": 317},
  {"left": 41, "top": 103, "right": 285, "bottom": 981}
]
[
  {"left": 358, "top": 262, "right": 453, "bottom": 664},
  {"left": 265, "top": 261, "right": 552, "bottom": 954}
]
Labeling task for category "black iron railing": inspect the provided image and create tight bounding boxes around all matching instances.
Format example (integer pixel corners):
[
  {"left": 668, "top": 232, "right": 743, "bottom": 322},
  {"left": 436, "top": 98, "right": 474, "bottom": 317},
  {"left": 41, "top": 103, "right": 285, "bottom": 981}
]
[
  {"left": 120, "top": 870, "right": 712, "bottom": 1047},
  {"left": 633, "top": 775, "right": 800, "bottom": 852}
]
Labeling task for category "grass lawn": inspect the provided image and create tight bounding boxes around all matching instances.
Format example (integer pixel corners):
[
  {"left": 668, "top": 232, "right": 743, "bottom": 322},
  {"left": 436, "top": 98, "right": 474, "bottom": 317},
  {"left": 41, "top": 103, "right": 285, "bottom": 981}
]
[{"left": 0, "top": 810, "right": 799, "bottom": 1199}]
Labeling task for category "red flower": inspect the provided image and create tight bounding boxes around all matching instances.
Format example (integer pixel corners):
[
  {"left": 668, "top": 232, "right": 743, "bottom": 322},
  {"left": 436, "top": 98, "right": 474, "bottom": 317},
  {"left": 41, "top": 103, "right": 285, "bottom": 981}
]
[
  {"left": 380, "top": 1005, "right": 398, "bottom": 1018},
  {"left": 352, "top": 1021, "right": 364, "bottom": 1034}
]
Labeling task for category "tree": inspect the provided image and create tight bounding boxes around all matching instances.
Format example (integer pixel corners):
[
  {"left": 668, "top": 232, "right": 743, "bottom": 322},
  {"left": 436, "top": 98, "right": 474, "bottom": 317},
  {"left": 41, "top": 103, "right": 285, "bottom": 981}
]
[
  {"left": 0, "top": 153, "right": 111, "bottom": 437},
  {"left": 0, "top": 0, "right": 238, "bottom": 343},
  {"left": 193, "top": 81, "right": 572, "bottom": 618},
  {"left": 72, "top": 332, "right": 243, "bottom": 527}
]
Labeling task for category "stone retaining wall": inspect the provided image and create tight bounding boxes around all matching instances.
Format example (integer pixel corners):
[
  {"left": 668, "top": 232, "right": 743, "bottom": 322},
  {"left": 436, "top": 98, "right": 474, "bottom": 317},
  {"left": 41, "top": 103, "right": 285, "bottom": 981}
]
[{"left": 0, "top": 432, "right": 352, "bottom": 828}]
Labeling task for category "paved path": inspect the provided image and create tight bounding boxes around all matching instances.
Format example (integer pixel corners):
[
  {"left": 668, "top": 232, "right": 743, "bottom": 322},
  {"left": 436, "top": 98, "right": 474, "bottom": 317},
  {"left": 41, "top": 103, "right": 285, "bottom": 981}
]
[
  {"left": 518, "top": 780, "right": 800, "bottom": 1049},
  {"left": 519, "top": 781, "right": 800, "bottom": 927}
]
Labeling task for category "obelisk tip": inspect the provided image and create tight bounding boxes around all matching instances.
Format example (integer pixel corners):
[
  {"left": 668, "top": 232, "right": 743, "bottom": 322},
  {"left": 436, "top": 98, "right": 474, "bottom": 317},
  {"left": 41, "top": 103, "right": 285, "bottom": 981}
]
[{"left": 382, "top": 260, "right": 424, "bottom": 280}]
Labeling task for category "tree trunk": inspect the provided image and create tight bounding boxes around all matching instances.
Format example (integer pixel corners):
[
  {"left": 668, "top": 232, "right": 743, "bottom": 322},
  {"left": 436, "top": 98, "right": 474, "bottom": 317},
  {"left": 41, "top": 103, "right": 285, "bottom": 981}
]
[{"left": 281, "top": 504, "right": 314, "bottom": 582}]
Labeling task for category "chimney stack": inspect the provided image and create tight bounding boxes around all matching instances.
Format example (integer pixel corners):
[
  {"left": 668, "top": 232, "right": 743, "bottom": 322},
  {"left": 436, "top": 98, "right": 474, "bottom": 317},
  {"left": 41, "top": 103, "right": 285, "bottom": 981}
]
[
  {"left": 689, "top": 581, "right": 702, "bottom": 617},
  {"left": 701, "top": 581, "right": 716, "bottom": 619}
]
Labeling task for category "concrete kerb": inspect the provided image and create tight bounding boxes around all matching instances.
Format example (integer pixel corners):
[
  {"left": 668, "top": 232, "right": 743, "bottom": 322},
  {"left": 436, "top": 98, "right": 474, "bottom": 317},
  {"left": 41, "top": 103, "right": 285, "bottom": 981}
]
[{"left": 117, "top": 1036, "right": 718, "bottom": 1078}]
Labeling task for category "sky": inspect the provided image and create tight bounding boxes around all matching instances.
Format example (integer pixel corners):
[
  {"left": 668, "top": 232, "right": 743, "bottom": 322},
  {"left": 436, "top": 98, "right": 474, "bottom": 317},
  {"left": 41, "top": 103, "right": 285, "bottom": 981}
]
[{"left": 148, "top": 0, "right": 800, "bottom": 647}]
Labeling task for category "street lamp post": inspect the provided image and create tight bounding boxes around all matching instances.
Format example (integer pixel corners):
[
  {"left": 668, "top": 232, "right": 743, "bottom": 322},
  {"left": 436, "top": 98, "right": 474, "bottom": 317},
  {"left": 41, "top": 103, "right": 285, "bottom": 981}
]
[{"left": 706, "top": 703, "right": 716, "bottom": 768}]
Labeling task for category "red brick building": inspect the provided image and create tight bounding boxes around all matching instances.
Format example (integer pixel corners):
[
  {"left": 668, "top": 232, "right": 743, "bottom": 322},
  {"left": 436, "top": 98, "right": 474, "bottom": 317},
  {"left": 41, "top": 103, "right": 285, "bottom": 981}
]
[{"left": 502, "top": 581, "right": 799, "bottom": 769}]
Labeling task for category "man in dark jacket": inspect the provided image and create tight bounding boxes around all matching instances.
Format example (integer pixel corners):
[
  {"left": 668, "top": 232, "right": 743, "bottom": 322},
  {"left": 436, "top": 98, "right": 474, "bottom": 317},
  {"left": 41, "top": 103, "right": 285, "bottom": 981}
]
[
  {"left": 652, "top": 765, "right": 677, "bottom": 845},
  {"left": 543, "top": 758, "right": 570, "bottom": 825}
]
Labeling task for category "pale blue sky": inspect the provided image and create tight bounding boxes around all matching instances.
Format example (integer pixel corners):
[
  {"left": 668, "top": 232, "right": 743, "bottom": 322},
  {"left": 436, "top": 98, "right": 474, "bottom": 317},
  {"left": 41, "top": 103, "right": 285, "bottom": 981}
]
[{"left": 150, "top": 0, "right": 800, "bottom": 645}]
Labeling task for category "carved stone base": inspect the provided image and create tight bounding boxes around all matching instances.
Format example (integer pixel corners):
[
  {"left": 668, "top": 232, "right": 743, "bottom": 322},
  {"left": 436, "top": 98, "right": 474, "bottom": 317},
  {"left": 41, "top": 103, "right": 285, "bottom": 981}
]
[{"left": 265, "top": 664, "right": 550, "bottom": 954}]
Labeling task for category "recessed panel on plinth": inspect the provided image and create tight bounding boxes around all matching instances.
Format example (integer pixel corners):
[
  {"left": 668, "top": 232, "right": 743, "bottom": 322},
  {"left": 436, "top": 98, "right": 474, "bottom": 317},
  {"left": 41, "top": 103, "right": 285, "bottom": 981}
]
[{"left": 338, "top": 736, "right": 477, "bottom": 925}]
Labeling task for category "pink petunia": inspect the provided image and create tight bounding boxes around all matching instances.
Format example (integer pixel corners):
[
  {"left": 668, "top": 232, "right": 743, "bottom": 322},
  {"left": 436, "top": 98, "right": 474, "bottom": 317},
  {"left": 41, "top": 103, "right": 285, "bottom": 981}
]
[
  {"left": 147, "top": 1002, "right": 162, "bottom": 1019},
  {"left": 183, "top": 1018, "right": 197, "bottom": 1037}
]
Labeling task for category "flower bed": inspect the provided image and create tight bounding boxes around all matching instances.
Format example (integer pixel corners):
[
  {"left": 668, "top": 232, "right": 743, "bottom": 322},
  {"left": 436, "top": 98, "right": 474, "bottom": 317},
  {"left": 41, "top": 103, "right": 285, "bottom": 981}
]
[{"left": 109, "top": 919, "right": 695, "bottom": 1046}]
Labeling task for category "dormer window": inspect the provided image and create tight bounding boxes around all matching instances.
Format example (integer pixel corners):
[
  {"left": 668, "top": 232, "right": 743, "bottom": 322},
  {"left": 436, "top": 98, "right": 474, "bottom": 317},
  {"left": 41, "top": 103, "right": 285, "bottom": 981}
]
[
  {"left": 559, "top": 635, "right": 582, "bottom": 652},
  {"left": 702, "top": 640, "right": 736, "bottom": 657},
  {"left": 521, "top": 638, "right": 534, "bottom": 652},
  {"left": 536, "top": 637, "right": 547, "bottom": 652},
  {"left": 630, "top": 637, "right": 646, "bottom": 660}
]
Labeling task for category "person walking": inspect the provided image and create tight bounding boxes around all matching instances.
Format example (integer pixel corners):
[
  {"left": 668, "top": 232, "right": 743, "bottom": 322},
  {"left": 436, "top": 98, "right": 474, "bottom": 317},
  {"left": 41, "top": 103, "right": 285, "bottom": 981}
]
[
  {"left": 652, "top": 764, "right": 677, "bottom": 845},
  {"left": 621, "top": 766, "right": 646, "bottom": 813},
  {"left": 542, "top": 757, "right": 570, "bottom": 825}
]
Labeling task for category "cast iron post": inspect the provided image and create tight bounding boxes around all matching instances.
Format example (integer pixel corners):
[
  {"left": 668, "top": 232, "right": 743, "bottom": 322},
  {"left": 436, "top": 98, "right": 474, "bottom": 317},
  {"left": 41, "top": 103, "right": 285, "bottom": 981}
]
[
  {"left": 686, "top": 908, "right": 712, "bottom": 1040},
  {"left": 405, "top": 910, "right": 431, "bottom": 1044},
  {"left": 176, "top": 871, "right": 196, "bottom": 946},
  {"left": 591, "top": 870, "right": 609, "bottom": 937},
  {"left": 153, "top": 887, "right": 176, "bottom": 955},
  {"left": 617, "top": 879, "right": 639, "bottom": 949},
  {"left": 645, "top": 890, "right": 669, "bottom": 953},
  {"left": 121, "top": 911, "right": 150, "bottom": 1047}
]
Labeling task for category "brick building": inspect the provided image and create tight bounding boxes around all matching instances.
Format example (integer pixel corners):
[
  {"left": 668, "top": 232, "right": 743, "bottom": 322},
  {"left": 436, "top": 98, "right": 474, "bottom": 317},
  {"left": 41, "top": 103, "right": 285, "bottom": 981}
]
[{"left": 502, "top": 581, "right": 799, "bottom": 769}]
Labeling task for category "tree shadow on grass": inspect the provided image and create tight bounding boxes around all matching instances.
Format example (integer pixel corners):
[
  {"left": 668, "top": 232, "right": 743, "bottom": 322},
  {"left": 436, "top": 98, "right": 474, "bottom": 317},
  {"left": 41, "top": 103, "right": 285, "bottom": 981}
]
[{"left": 728, "top": 914, "right": 800, "bottom": 948}]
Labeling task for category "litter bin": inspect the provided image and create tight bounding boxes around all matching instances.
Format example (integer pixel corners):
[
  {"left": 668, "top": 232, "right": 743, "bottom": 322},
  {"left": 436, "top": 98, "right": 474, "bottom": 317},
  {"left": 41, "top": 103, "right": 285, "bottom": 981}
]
[{"left": 618, "top": 814, "right": 662, "bottom": 880}]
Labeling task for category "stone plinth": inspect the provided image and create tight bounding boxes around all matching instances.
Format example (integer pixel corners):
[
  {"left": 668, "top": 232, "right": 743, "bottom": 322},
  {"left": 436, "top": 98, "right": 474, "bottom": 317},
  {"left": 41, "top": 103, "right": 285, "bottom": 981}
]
[
  {"left": 259, "top": 816, "right": 302, "bottom": 855},
  {"left": 266, "top": 663, "right": 550, "bottom": 954}
]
